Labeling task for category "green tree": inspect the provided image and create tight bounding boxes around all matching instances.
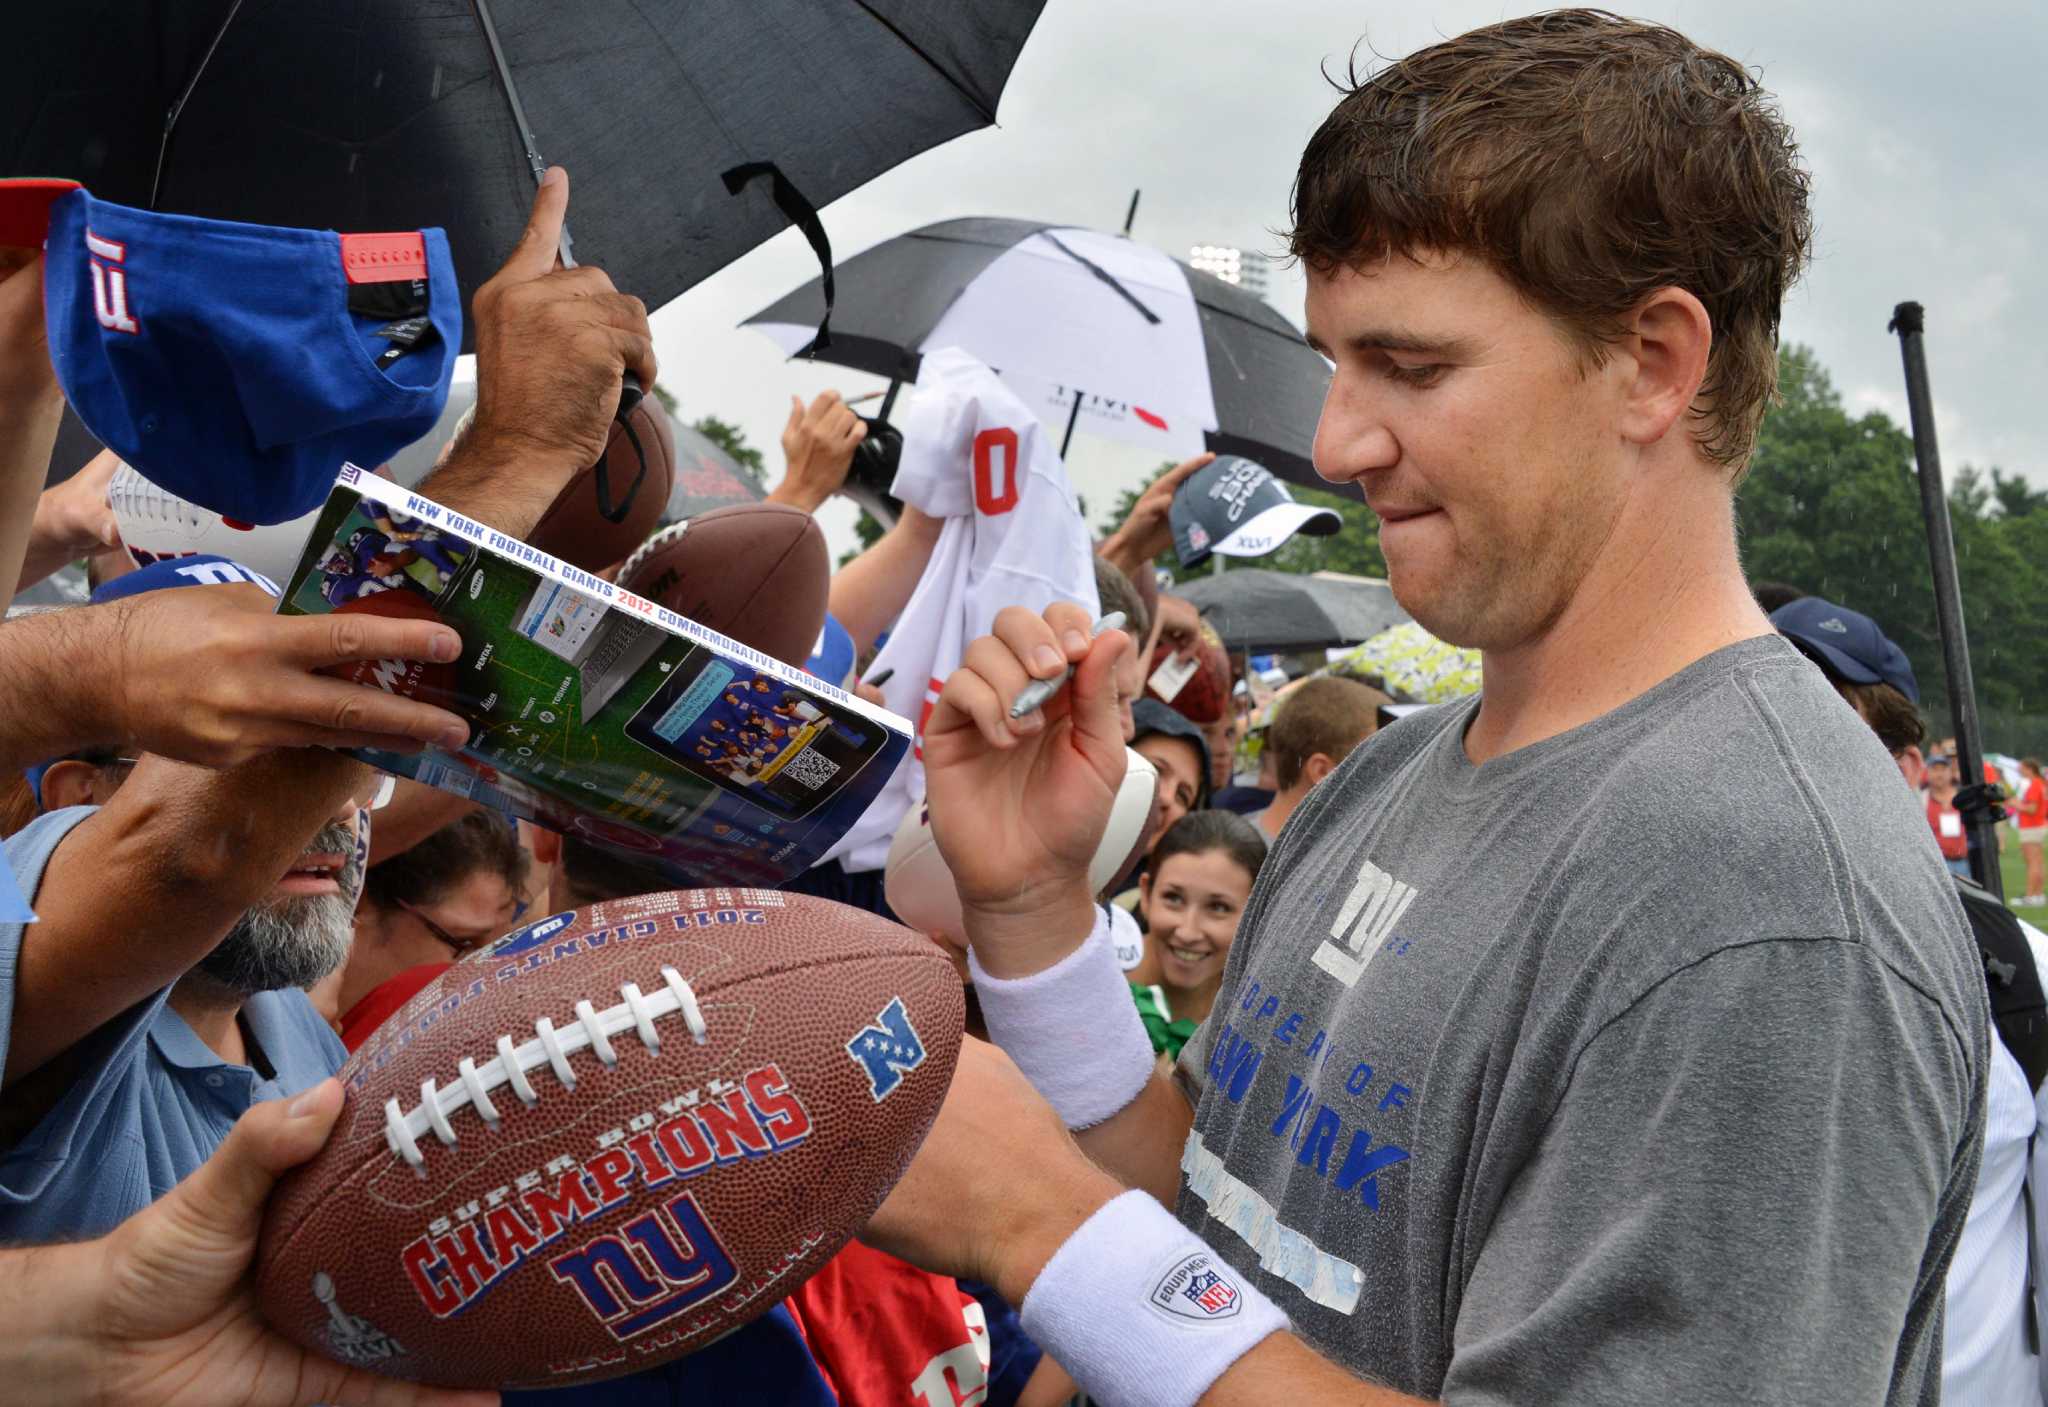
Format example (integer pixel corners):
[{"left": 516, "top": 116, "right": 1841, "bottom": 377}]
[
  {"left": 1737, "top": 344, "right": 2048, "bottom": 753},
  {"left": 688, "top": 415, "right": 766, "bottom": 486}
]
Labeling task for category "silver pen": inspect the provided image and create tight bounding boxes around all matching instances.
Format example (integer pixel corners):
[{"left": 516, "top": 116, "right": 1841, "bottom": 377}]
[{"left": 1008, "top": 612, "right": 1127, "bottom": 719}]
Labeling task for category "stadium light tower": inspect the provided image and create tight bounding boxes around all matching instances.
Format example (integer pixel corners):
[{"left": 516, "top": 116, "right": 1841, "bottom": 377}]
[{"left": 1188, "top": 243, "right": 1270, "bottom": 298}]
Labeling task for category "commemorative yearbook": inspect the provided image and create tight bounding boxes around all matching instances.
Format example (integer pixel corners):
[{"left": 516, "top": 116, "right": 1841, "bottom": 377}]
[{"left": 277, "top": 465, "right": 909, "bottom": 888}]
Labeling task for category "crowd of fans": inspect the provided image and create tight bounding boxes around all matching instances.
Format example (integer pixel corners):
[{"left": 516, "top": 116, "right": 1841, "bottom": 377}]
[{"left": 2, "top": 12, "right": 2043, "bottom": 1407}]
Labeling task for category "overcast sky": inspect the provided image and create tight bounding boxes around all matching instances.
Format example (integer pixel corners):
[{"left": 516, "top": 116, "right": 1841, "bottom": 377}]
[{"left": 637, "top": 0, "right": 2047, "bottom": 560}]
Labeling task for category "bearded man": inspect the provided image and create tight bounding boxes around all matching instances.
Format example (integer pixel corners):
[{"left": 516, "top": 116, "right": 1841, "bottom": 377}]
[{"left": 0, "top": 556, "right": 377, "bottom": 1241}]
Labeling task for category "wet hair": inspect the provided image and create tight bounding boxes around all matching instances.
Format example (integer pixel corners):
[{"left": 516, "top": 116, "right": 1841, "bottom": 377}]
[
  {"left": 1834, "top": 679, "right": 1926, "bottom": 759},
  {"left": 1148, "top": 809, "right": 1268, "bottom": 887},
  {"left": 1092, "top": 556, "right": 1151, "bottom": 648},
  {"left": 1268, "top": 676, "right": 1386, "bottom": 790},
  {"left": 1290, "top": 9, "right": 1811, "bottom": 473},
  {"left": 362, "top": 811, "right": 529, "bottom": 912},
  {"left": 1751, "top": 581, "right": 1806, "bottom": 615}
]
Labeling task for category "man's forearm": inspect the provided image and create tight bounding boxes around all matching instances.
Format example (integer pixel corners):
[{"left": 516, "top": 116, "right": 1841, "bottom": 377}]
[
  {"left": 967, "top": 897, "right": 1192, "bottom": 1202},
  {"left": 829, "top": 506, "right": 944, "bottom": 655},
  {"left": 1200, "top": 1334, "right": 1423, "bottom": 1406},
  {"left": 0, "top": 605, "right": 117, "bottom": 772},
  {"left": 421, "top": 434, "right": 586, "bottom": 540},
  {"left": 1074, "top": 1073, "right": 1193, "bottom": 1206}
]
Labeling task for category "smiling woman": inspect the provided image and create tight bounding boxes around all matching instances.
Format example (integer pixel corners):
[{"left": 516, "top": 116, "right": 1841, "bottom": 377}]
[
  {"left": 1130, "top": 810, "right": 1268, "bottom": 1060},
  {"left": 312, "top": 811, "right": 529, "bottom": 1039}
]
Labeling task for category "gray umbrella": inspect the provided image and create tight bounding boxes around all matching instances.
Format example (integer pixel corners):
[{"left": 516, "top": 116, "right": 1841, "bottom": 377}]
[
  {"left": 744, "top": 216, "right": 1338, "bottom": 495},
  {"left": 8, "top": 2, "right": 1048, "bottom": 352},
  {"left": 1177, "top": 569, "right": 1409, "bottom": 653}
]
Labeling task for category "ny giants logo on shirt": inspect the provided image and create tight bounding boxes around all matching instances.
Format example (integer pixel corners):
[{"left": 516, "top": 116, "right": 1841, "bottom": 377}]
[{"left": 1310, "top": 858, "right": 1420, "bottom": 988}]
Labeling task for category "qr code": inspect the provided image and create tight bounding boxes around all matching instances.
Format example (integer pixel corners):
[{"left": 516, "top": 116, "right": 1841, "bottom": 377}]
[{"left": 782, "top": 748, "right": 841, "bottom": 791}]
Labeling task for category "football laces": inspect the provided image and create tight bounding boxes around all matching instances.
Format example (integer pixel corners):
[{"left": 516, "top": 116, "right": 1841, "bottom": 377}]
[{"left": 382, "top": 966, "right": 709, "bottom": 1171}]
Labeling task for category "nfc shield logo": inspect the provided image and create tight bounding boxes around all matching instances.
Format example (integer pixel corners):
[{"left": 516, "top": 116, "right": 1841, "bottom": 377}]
[
  {"left": 846, "top": 996, "right": 926, "bottom": 1101},
  {"left": 85, "top": 230, "right": 140, "bottom": 335},
  {"left": 1310, "top": 858, "right": 1419, "bottom": 988}
]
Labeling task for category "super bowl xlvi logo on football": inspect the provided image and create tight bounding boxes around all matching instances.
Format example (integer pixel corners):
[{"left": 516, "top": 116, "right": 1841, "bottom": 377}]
[
  {"left": 1147, "top": 1251, "right": 1243, "bottom": 1322},
  {"left": 309, "top": 1271, "right": 407, "bottom": 1365},
  {"left": 398, "top": 1065, "right": 810, "bottom": 1340},
  {"left": 845, "top": 996, "right": 927, "bottom": 1101}
]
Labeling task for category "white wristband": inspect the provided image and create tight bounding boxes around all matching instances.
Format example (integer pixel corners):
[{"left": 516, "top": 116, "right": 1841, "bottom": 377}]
[
  {"left": 1022, "top": 1191, "right": 1288, "bottom": 1407},
  {"left": 969, "top": 907, "right": 1157, "bottom": 1129}
]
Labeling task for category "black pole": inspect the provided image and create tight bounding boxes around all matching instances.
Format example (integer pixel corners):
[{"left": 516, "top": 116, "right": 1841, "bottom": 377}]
[
  {"left": 1060, "top": 390, "right": 1085, "bottom": 458},
  {"left": 1889, "top": 301, "right": 2004, "bottom": 899},
  {"left": 1122, "top": 189, "right": 1142, "bottom": 237}
]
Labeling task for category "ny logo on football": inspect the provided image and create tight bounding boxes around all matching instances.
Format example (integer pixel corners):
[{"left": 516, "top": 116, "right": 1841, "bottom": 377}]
[
  {"left": 548, "top": 1190, "right": 740, "bottom": 1342},
  {"left": 846, "top": 996, "right": 926, "bottom": 1101}
]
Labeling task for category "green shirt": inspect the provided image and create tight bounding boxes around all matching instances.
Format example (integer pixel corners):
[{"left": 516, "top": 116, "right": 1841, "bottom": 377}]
[{"left": 1131, "top": 982, "right": 1197, "bottom": 1060}]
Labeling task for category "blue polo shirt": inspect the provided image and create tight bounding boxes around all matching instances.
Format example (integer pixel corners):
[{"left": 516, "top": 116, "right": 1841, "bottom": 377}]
[{"left": 0, "top": 807, "right": 346, "bottom": 1242}]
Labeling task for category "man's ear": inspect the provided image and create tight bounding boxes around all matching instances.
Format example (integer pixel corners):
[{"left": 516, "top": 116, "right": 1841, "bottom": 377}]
[
  {"left": 39, "top": 760, "right": 102, "bottom": 811},
  {"left": 1617, "top": 286, "right": 1713, "bottom": 450},
  {"left": 1303, "top": 753, "right": 1336, "bottom": 787}
]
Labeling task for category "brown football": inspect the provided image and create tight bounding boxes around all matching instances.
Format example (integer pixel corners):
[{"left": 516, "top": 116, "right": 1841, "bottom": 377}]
[
  {"left": 255, "top": 890, "right": 963, "bottom": 1390},
  {"left": 616, "top": 504, "right": 828, "bottom": 668},
  {"left": 529, "top": 396, "right": 678, "bottom": 573}
]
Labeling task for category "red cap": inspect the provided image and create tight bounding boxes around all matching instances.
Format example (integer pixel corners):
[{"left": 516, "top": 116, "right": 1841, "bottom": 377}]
[{"left": 0, "top": 178, "right": 83, "bottom": 249}]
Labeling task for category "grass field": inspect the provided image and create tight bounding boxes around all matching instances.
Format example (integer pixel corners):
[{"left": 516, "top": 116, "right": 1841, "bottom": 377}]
[{"left": 1991, "top": 829, "right": 2047, "bottom": 913}]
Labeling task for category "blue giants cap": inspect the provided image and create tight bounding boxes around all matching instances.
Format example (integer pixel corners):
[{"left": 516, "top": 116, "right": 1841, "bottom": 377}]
[
  {"left": 43, "top": 188, "right": 460, "bottom": 525},
  {"left": 1770, "top": 596, "right": 1920, "bottom": 705},
  {"left": 805, "top": 612, "right": 857, "bottom": 689}
]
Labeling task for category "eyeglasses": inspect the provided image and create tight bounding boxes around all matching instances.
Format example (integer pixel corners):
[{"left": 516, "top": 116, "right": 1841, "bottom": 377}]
[{"left": 397, "top": 897, "right": 524, "bottom": 958}]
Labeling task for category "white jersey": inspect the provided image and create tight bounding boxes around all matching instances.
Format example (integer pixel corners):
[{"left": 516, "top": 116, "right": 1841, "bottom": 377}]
[
  {"left": 1947, "top": 911, "right": 2048, "bottom": 1407},
  {"left": 826, "top": 346, "right": 1100, "bottom": 873}
]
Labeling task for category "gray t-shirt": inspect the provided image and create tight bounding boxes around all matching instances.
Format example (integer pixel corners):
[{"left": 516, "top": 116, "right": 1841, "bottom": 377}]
[{"left": 1176, "top": 636, "right": 1986, "bottom": 1404}]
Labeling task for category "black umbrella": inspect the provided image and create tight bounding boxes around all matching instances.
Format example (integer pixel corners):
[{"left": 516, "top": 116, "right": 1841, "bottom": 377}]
[
  {"left": 743, "top": 217, "right": 1341, "bottom": 496},
  {"left": 1176, "top": 569, "right": 1409, "bottom": 654},
  {"left": 8, "top": 2, "right": 1048, "bottom": 351}
]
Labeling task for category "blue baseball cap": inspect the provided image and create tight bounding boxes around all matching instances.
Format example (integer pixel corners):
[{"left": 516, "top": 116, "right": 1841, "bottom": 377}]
[
  {"left": 42, "top": 188, "right": 459, "bottom": 525},
  {"left": 25, "top": 555, "right": 277, "bottom": 809},
  {"left": 805, "top": 612, "right": 856, "bottom": 689},
  {"left": 1770, "top": 596, "right": 1920, "bottom": 705}
]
